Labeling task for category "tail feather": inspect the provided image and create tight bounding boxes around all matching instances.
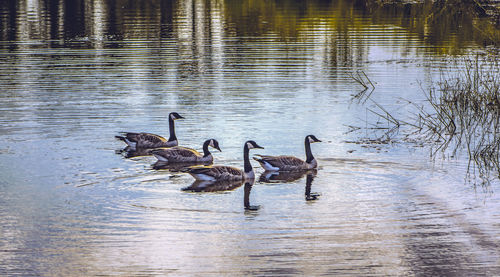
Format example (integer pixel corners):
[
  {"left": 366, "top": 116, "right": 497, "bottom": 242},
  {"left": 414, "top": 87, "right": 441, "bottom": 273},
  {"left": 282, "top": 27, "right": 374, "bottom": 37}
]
[{"left": 115, "top": 134, "right": 137, "bottom": 149}]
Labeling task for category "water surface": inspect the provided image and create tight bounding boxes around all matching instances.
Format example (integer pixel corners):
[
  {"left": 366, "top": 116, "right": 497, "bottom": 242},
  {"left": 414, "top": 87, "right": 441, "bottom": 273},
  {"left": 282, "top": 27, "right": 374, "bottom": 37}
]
[{"left": 1, "top": 0, "right": 499, "bottom": 276}]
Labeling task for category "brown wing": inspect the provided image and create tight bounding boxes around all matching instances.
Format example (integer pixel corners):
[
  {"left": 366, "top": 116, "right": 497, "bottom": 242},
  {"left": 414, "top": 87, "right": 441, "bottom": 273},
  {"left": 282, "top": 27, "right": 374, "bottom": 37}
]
[
  {"left": 123, "top": 132, "right": 168, "bottom": 148},
  {"left": 188, "top": 165, "right": 243, "bottom": 180},
  {"left": 122, "top": 132, "right": 165, "bottom": 142},
  {"left": 257, "top": 155, "right": 305, "bottom": 167},
  {"left": 172, "top": 147, "right": 201, "bottom": 158},
  {"left": 152, "top": 147, "right": 201, "bottom": 161}
]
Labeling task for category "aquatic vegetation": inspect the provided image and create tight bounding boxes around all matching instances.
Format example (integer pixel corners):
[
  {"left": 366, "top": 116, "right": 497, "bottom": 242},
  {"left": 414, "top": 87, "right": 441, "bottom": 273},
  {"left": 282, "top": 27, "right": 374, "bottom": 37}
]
[
  {"left": 355, "top": 54, "right": 500, "bottom": 185},
  {"left": 350, "top": 70, "right": 376, "bottom": 103},
  {"left": 416, "top": 55, "right": 500, "bottom": 184}
]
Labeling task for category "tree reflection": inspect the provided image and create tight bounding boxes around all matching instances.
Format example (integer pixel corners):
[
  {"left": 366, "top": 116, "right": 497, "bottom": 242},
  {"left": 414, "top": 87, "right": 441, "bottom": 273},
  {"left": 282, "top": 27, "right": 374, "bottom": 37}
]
[{"left": 1, "top": 0, "right": 497, "bottom": 52}]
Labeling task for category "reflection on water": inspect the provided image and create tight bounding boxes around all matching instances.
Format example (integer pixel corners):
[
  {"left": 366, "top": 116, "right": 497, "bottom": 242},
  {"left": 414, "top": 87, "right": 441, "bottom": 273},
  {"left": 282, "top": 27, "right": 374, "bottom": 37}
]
[
  {"left": 244, "top": 180, "right": 260, "bottom": 211},
  {"left": 258, "top": 169, "right": 316, "bottom": 183},
  {"left": 116, "top": 146, "right": 152, "bottom": 159},
  {"left": 182, "top": 179, "right": 244, "bottom": 193},
  {"left": 152, "top": 161, "right": 211, "bottom": 172},
  {"left": 305, "top": 173, "right": 320, "bottom": 201},
  {"left": 1, "top": 0, "right": 500, "bottom": 276},
  {"left": 259, "top": 170, "right": 320, "bottom": 201},
  {"left": 181, "top": 179, "right": 259, "bottom": 210},
  {"left": 1, "top": 0, "right": 498, "bottom": 51}
]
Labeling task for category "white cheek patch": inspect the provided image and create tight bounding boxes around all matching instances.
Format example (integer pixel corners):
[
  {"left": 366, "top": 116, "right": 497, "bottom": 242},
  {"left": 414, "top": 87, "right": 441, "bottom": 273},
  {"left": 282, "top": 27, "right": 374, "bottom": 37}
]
[
  {"left": 209, "top": 140, "right": 215, "bottom": 148},
  {"left": 170, "top": 114, "right": 175, "bottom": 120},
  {"left": 308, "top": 137, "right": 314, "bottom": 143},
  {"left": 246, "top": 142, "right": 253, "bottom": 149}
]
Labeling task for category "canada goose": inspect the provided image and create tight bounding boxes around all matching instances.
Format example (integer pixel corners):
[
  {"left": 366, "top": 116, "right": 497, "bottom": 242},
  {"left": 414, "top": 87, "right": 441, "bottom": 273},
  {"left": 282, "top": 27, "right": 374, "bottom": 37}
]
[
  {"left": 115, "top": 112, "right": 184, "bottom": 149},
  {"left": 185, "top": 140, "right": 264, "bottom": 181},
  {"left": 253, "top": 135, "right": 321, "bottom": 171},
  {"left": 150, "top": 139, "right": 221, "bottom": 163}
]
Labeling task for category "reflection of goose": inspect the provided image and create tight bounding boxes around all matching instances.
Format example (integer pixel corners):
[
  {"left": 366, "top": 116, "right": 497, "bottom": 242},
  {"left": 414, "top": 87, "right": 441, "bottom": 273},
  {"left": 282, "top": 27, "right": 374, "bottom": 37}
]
[
  {"left": 258, "top": 169, "right": 316, "bottom": 183},
  {"left": 253, "top": 135, "right": 321, "bottom": 171},
  {"left": 182, "top": 179, "right": 244, "bottom": 192},
  {"left": 151, "top": 139, "right": 221, "bottom": 163},
  {"left": 152, "top": 161, "right": 209, "bottom": 172},
  {"left": 115, "top": 112, "right": 184, "bottom": 150},
  {"left": 305, "top": 173, "right": 320, "bottom": 201},
  {"left": 185, "top": 140, "right": 264, "bottom": 181},
  {"left": 244, "top": 180, "right": 260, "bottom": 210},
  {"left": 116, "top": 147, "right": 152, "bottom": 158}
]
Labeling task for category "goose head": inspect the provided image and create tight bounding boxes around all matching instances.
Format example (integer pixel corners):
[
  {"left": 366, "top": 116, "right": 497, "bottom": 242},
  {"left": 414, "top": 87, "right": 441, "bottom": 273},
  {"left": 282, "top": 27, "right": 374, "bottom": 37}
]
[
  {"left": 245, "top": 140, "right": 264, "bottom": 150},
  {"left": 169, "top": 112, "right": 184, "bottom": 120},
  {"left": 208, "top": 139, "right": 222, "bottom": 152},
  {"left": 306, "top": 135, "right": 321, "bottom": 144}
]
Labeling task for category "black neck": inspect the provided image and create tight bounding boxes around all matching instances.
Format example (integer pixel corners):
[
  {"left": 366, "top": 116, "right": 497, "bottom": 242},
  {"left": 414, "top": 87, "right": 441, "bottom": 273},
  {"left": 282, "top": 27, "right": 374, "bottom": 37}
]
[
  {"left": 243, "top": 144, "right": 253, "bottom": 173},
  {"left": 168, "top": 116, "right": 177, "bottom": 142},
  {"left": 202, "top": 140, "right": 211, "bottom": 157},
  {"left": 305, "top": 137, "right": 314, "bottom": 163}
]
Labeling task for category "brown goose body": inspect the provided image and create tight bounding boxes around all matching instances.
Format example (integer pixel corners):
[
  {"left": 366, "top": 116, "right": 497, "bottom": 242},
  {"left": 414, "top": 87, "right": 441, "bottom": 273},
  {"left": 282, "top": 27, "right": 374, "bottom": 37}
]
[
  {"left": 151, "top": 139, "right": 221, "bottom": 163},
  {"left": 117, "top": 132, "right": 177, "bottom": 149},
  {"left": 186, "top": 165, "right": 245, "bottom": 181},
  {"left": 186, "top": 140, "right": 264, "bottom": 182},
  {"left": 253, "top": 135, "right": 321, "bottom": 171},
  {"left": 254, "top": 155, "right": 315, "bottom": 171},
  {"left": 115, "top": 112, "right": 183, "bottom": 150}
]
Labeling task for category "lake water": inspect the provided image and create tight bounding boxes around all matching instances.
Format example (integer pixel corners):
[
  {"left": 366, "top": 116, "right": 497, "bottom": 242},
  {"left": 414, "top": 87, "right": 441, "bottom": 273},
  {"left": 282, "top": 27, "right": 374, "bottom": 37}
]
[{"left": 1, "top": 0, "right": 500, "bottom": 275}]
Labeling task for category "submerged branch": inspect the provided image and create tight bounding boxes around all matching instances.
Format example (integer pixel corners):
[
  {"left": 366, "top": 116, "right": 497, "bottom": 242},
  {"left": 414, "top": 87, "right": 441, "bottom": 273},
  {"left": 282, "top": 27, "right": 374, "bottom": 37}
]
[{"left": 350, "top": 70, "right": 376, "bottom": 104}]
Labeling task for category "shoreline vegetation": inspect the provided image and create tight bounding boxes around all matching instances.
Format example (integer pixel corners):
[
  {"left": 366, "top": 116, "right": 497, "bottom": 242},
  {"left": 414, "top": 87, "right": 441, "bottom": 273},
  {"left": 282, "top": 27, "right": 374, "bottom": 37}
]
[
  {"left": 1, "top": 0, "right": 497, "bottom": 51},
  {"left": 351, "top": 54, "right": 500, "bottom": 186},
  {"left": 429, "top": 0, "right": 500, "bottom": 26},
  {"left": 349, "top": 1, "right": 499, "bottom": 186},
  {"left": 366, "top": 0, "right": 500, "bottom": 48},
  {"left": 416, "top": 56, "right": 500, "bottom": 186}
]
